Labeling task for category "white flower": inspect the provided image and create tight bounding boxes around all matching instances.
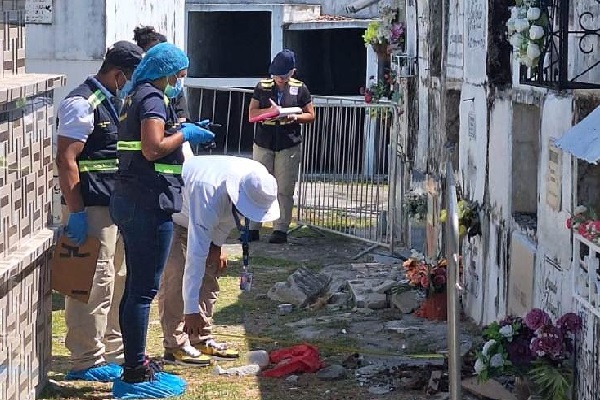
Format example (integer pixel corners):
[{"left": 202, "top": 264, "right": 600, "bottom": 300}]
[
  {"left": 482, "top": 339, "right": 496, "bottom": 356},
  {"left": 523, "top": 55, "right": 536, "bottom": 68},
  {"left": 490, "top": 354, "right": 504, "bottom": 368},
  {"left": 575, "top": 205, "right": 588, "bottom": 215},
  {"left": 499, "top": 325, "right": 514, "bottom": 339},
  {"left": 527, "top": 43, "right": 541, "bottom": 59},
  {"left": 474, "top": 358, "right": 486, "bottom": 374},
  {"left": 509, "top": 33, "right": 525, "bottom": 49},
  {"left": 527, "top": 7, "right": 541, "bottom": 20},
  {"left": 515, "top": 18, "right": 530, "bottom": 33},
  {"left": 510, "top": 7, "right": 519, "bottom": 19},
  {"left": 506, "top": 18, "right": 516, "bottom": 34},
  {"left": 529, "top": 25, "right": 545, "bottom": 40}
]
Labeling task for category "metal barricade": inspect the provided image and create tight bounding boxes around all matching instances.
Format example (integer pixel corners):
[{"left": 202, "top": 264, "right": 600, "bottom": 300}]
[
  {"left": 188, "top": 84, "right": 404, "bottom": 250},
  {"left": 297, "top": 101, "right": 401, "bottom": 250}
]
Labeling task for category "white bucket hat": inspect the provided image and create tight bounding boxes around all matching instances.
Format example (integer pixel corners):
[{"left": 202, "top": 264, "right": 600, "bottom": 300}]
[{"left": 226, "top": 169, "right": 280, "bottom": 223}]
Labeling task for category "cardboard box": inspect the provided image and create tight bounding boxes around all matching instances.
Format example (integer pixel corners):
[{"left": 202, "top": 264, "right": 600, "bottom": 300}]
[{"left": 50, "top": 235, "right": 100, "bottom": 304}]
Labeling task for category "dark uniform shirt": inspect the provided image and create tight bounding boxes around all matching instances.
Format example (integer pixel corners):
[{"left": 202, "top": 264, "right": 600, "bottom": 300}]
[
  {"left": 252, "top": 77, "right": 311, "bottom": 151},
  {"left": 114, "top": 83, "right": 185, "bottom": 214}
]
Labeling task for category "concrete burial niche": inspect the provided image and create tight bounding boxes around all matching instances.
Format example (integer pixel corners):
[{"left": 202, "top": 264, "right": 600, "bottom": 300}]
[{"left": 0, "top": 8, "right": 65, "bottom": 400}]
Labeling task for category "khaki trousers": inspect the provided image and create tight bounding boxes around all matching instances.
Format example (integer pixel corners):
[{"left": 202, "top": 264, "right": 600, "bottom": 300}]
[
  {"left": 250, "top": 144, "right": 301, "bottom": 232},
  {"left": 158, "top": 224, "right": 220, "bottom": 350},
  {"left": 62, "top": 206, "right": 126, "bottom": 370}
]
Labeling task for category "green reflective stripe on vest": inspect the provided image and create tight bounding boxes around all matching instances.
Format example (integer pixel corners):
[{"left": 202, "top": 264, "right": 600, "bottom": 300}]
[
  {"left": 78, "top": 159, "right": 118, "bottom": 172},
  {"left": 88, "top": 90, "right": 106, "bottom": 109},
  {"left": 154, "top": 164, "right": 182, "bottom": 175},
  {"left": 117, "top": 141, "right": 142, "bottom": 151}
]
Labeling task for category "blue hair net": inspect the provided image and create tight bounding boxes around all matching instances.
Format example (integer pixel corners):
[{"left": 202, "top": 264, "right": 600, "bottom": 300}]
[{"left": 131, "top": 42, "right": 189, "bottom": 86}]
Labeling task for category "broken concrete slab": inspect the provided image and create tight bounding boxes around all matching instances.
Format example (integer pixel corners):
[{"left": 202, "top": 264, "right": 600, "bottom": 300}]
[
  {"left": 316, "top": 364, "right": 347, "bottom": 381},
  {"left": 267, "top": 266, "right": 332, "bottom": 307},
  {"left": 462, "top": 377, "right": 518, "bottom": 400},
  {"left": 368, "top": 385, "right": 392, "bottom": 395},
  {"left": 373, "top": 279, "right": 398, "bottom": 294},
  {"left": 427, "top": 370, "right": 443, "bottom": 394},
  {"left": 391, "top": 290, "right": 421, "bottom": 313},
  {"left": 356, "top": 364, "right": 387, "bottom": 377},
  {"left": 384, "top": 320, "right": 423, "bottom": 335},
  {"left": 328, "top": 291, "right": 351, "bottom": 305}
]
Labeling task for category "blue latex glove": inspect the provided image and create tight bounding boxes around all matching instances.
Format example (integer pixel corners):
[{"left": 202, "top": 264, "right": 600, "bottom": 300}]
[
  {"left": 196, "top": 119, "right": 211, "bottom": 128},
  {"left": 65, "top": 211, "right": 88, "bottom": 246},
  {"left": 181, "top": 122, "right": 215, "bottom": 145}
]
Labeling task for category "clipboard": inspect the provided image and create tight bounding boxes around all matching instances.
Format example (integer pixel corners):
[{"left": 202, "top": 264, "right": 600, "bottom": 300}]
[
  {"left": 249, "top": 107, "right": 303, "bottom": 123},
  {"left": 50, "top": 235, "right": 101, "bottom": 304}
]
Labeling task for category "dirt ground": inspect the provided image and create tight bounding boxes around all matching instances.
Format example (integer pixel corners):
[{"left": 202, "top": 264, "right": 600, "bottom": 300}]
[{"left": 41, "top": 225, "right": 480, "bottom": 400}]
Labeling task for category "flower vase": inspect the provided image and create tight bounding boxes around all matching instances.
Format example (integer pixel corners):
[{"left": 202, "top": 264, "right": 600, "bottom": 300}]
[
  {"left": 371, "top": 43, "right": 391, "bottom": 61},
  {"left": 415, "top": 290, "right": 447, "bottom": 321}
]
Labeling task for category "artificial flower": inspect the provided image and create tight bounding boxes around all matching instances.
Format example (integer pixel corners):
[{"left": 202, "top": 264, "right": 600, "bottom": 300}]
[
  {"left": 499, "top": 325, "right": 514, "bottom": 339},
  {"left": 529, "top": 25, "right": 544, "bottom": 40},
  {"left": 556, "top": 313, "right": 582, "bottom": 335},
  {"left": 527, "top": 43, "right": 541, "bottom": 59},
  {"left": 489, "top": 353, "right": 504, "bottom": 368},
  {"left": 515, "top": 18, "right": 530, "bottom": 33},
  {"left": 527, "top": 7, "right": 541, "bottom": 20},
  {"left": 524, "top": 308, "right": 551, "bottom": 330},
  {"left": 506, "top": 18, "right": 516, "bottom": 34},
  {"left": 509, "top": 33, "right": 525, "bottom": 49},
  {"left": 474, "top": 358, "right": 485, "bottom": 374},
  {"left": 482, "top": 339, "right": 497, "bottom": 356}
]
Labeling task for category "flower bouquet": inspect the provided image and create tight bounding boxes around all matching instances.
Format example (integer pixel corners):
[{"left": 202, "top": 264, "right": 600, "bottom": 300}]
[
  {"left": 474, "top": 308, "right": 582, "bottom": 400},
  {"left": 565, "top": 205, "right": 600, "bottom": 243},
  {"left": 440, "top": 199, "right": 481, "bottom": 239},
  {"left": 402, "top": 257, "right": 450, "bottom": 320},
  {"left": 506, "top": 0, "right": 549, "bottom": 68},
  {"left": 362, "top": 5, "right": 406, "bottom": 56},
  {"left": 404, "top": 190, "right": 428, "bottom": 220}
]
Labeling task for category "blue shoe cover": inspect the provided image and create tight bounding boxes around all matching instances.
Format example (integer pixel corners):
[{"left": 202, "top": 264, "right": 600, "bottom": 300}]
[
  {"left": 65, "top": 362, "right": 123, "bottom": 382},
  {"left": 112, "top": 372, "right": 186, "bottom": 399}
]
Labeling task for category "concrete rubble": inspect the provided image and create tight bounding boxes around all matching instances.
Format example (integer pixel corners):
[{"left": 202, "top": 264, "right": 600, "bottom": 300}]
[
  {"left": 267, "top": 266, "right": 332, "bottom": 307},
  {"left": 269, "top": 255, "right": 484, "bottom": 398}
]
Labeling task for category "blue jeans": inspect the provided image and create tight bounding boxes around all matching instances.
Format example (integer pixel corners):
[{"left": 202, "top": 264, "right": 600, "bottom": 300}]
[{"left": 109, "top": 194, "right": 173, "bottom": 367}]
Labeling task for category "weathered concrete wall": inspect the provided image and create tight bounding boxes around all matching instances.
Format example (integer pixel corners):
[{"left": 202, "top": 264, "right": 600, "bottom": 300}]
[
  {"left": 414, "top": 0, "right": 429, "bottom": 171},
  {"left": 535, "top": 94, "right": 574, "bottom": 318},
  {"left": 185, "top": 0, "right": 380, "bottom": 19}
]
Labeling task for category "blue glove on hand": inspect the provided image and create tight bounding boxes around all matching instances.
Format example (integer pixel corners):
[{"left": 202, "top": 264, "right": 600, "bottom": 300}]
[
  {"left": 181, "top": 122, "right": 215, "bottom": 145},
  {"left": 65, "top": 211, "right": 88, "bottom": 246},
  {"left": 196, "top": 119, "right": 211, "bottom": 128}
]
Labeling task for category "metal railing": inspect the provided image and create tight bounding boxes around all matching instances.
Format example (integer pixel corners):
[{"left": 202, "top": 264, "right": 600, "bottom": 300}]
[
  {"left": 188, "top": 85, "right": 405, "bottom": 249},
  {"left": 444, "top": 160, "right": 462, "bottom": 400},
  {"left": 572, "top": 233, "right": 600, "bottom": 399},
  {"left": 298, "top": 102, "right": 400, "bottom": 249}
]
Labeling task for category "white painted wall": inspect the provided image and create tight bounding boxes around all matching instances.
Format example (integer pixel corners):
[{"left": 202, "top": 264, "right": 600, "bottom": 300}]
[
  {"left": 446, "top": 0, "right": 463, "bottom": 81},
  {"left": 458, "top": 84, "right": 487, "bottom": 203},
  {"left": 26, "top": 0, "right": 107, "bottom": 61},
  {"left": 535, "top": 94, "right": 574, "bottom": 318},
  {"left": 26, "top": 0, "right": 184, "bottom": 109},
  {"left": 463, "top": 0, "right": 487, "bottom": 85},
  {"left": 414, "top": 0, "right": 429, "bottom": 172},
  {"left": 105, "top": 0, "right": 185, "bottom": 49}
]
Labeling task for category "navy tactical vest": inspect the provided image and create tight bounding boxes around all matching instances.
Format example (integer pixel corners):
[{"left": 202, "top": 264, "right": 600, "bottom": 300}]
[
  {"left": 65, "top": 78, "right": 120, "bottom": 206},
  {"left": 115, "top": 83, "right": 185, "bottom": 214},
  {"left": 254, "top": 78, "right": 304, "bottom": 151}
]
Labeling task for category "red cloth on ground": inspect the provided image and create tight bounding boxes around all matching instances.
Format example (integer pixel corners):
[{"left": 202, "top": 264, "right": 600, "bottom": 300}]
[{"left": 261, "top": 344, "right": 323, "bottom": 377}]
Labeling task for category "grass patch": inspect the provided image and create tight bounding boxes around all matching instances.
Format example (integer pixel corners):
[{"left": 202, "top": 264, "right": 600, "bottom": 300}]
[{"left": 41, "top": 234, "right": 383, "bottom": 400}]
